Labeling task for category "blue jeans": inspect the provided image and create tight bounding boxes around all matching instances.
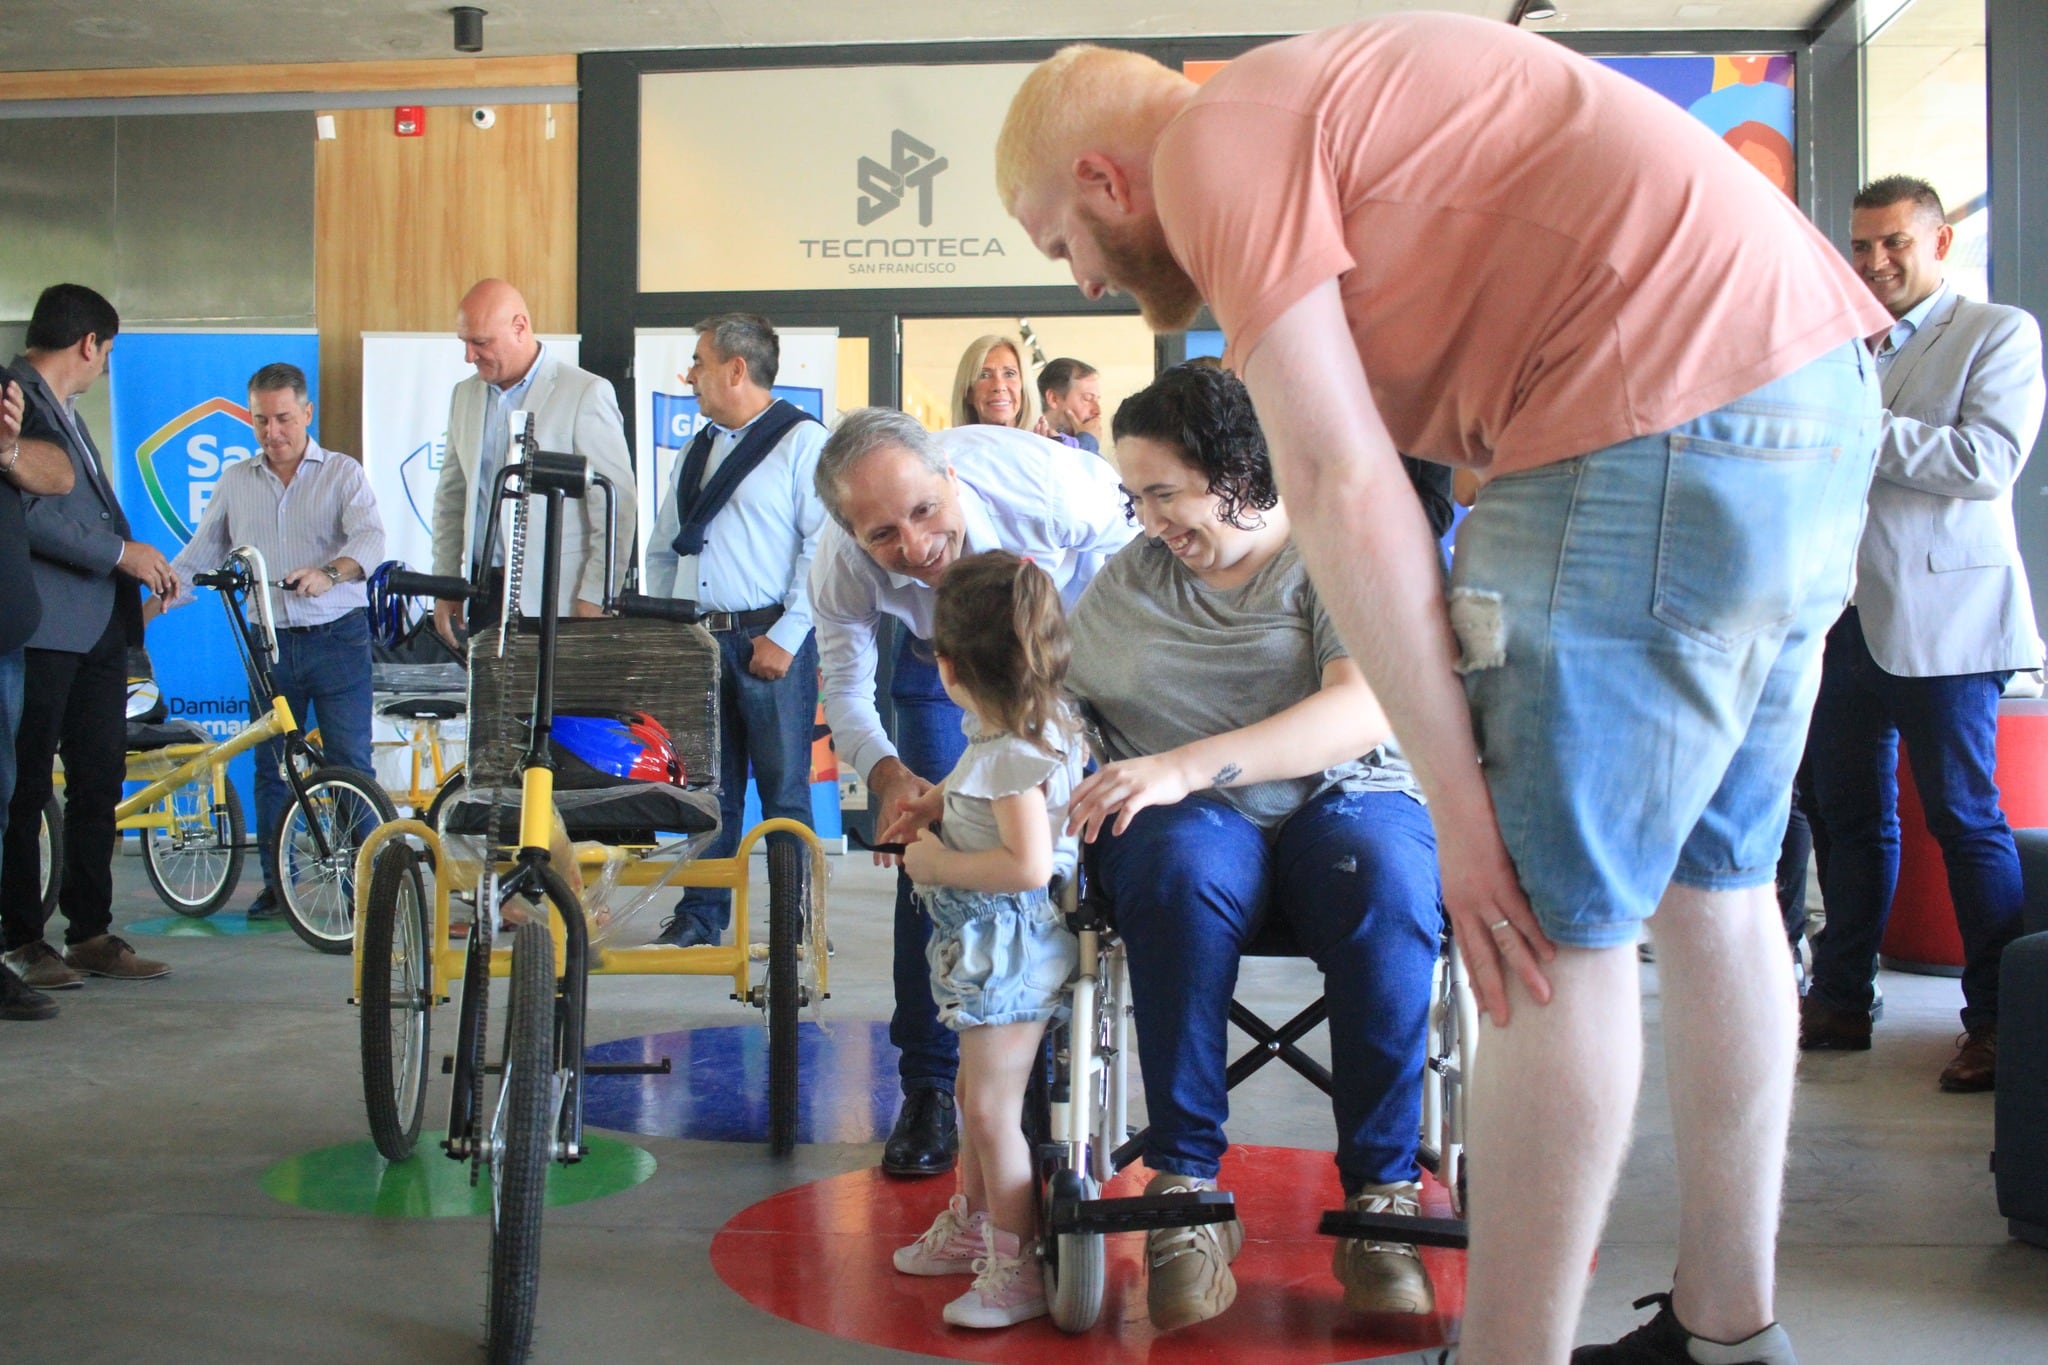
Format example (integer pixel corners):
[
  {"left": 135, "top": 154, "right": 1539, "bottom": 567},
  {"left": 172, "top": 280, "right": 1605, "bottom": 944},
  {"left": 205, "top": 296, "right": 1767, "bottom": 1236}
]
[
  {"left": 1806, "top": 607, "right": 2022, "bottom": 1032},
  {"left": 258, "top": 609, "right": 375, "bottom": 891},
  {"left": 890, "top": 630, "right": 964, "bottom": 1095},
  {"left": 1452, "top": 340, "right": 1881, "bottom": 946},
  {"left": 0, "top": 646, "right": 21, "bottom": 888},
  {"left": 674, "top": 627, "right": 818, "bottom": 933},
  {"left": 1092, "top": 788, "right": 1443, "bottom": 1195}
]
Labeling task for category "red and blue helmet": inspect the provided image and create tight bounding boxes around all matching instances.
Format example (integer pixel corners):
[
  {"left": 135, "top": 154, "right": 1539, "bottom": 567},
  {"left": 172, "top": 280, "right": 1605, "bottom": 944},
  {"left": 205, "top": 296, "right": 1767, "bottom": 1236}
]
[{"left": 549, "top": 712, "right": 684, "bottom": 786}]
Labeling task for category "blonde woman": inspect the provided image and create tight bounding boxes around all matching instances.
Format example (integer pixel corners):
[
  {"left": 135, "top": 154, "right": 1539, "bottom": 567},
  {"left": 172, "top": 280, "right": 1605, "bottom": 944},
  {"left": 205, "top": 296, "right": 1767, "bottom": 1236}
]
[{"left": 949, "top": 335, "right": 1037, "bottom": 430}]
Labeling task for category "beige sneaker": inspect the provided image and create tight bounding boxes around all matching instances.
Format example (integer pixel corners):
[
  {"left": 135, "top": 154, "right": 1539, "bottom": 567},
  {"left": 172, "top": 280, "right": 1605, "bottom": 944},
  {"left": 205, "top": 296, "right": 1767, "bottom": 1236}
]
[
  {"left": 1332, "top": 1181, "right": 1435, "bottom": 1314},
  {"left": 63, "top": 935, "right": 170, "bottom": 981},
  {"left": 5, "top": 941, "right": 85, "bottom": 991},
  {"left": 1144, "top": 1172, "right": 1243, "bottom": 1330}
]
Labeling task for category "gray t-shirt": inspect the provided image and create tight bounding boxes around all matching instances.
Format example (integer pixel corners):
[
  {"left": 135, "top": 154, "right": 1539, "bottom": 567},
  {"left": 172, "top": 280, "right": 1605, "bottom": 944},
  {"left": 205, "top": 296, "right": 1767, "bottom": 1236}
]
[
  {"left": 938, "top": 713, "right": 1086, "bottom": 882},
  {"left": 1066, "top": 536, "right": 1416, "bottom": 829}
]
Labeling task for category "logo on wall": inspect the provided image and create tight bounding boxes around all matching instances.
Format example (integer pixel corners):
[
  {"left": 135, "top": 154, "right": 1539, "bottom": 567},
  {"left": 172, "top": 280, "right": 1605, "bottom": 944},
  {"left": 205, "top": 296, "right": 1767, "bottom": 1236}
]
[
  {"left": 133, "top": 397, "right": 256, "bottom": 543},
  {"left": 397, "top": 435, "right": 447, "bottom": 539},
  {"left": 857, "top": 131, "right": 949, "bottom": 227}
]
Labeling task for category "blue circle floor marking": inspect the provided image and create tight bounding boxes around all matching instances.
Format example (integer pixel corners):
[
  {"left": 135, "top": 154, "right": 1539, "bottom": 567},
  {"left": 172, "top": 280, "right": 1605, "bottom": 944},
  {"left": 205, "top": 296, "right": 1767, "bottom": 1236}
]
[{"left": 128, "top": 911, "right": 292, "bottom": 937}]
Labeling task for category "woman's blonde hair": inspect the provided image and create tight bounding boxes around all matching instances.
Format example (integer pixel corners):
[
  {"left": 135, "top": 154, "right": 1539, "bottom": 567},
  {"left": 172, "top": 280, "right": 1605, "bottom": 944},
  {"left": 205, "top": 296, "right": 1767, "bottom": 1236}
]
[
  {"left": 949, "top": 335, "right": 1037, "bottom": 430},
  {"left": 932, "top": 551, "right": 1076, "bottom": 756}
]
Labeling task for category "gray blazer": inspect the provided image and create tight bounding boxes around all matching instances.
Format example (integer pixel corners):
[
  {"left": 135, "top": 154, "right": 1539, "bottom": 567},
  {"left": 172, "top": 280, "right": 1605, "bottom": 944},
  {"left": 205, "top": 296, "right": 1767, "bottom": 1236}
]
[
  {"left": 1855, "top": 291, "right": 2046, "bottom": 677},
  {"left": 7, "top": 356, "right": 138, "bottom": 654},
  {"left": 429, "top": 348, "right": 636, "bottom": 617}
]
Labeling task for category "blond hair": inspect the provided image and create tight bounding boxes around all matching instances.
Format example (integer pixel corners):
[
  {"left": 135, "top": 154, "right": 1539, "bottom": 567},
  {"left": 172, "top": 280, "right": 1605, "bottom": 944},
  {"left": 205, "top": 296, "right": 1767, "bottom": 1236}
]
[
  {"left": 995, "top": 44, "right": 1195, "bottom": 212},
  {"left": 949, "top": 335, "right": 1037, "bottom": 430}
]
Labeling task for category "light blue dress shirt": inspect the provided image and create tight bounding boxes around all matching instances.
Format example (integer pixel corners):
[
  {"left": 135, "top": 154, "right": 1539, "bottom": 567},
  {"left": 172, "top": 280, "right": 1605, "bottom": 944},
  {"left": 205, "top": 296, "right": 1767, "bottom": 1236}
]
[
  {"left": 810, "top": 423, "right": 1134, "bottom": 782},
  {"left": 643, "top": 404, "right": 828, "bottom": 658},
  {"left": 471, "top": 343, "right": 547, "bottom": 565},
  {"left": 1875, "top": 280, "right": 1950, "bottom": 376}
]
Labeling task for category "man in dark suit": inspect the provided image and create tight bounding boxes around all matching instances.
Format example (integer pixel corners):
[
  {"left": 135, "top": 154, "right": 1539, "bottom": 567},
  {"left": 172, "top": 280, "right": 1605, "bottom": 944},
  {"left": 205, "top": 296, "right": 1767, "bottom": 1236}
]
[
  {"left": 1801, "top": 177, "right": 2047, "bottom": 1092},
  {"left": 1, "top": 284, "right": 172, "bottom": 987}
]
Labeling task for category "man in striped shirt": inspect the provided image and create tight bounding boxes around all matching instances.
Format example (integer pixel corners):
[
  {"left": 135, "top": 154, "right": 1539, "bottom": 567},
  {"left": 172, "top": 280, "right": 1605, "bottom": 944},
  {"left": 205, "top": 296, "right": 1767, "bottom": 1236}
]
[{"left": 158, "top": 362, "right": 385, "bottom": 919}]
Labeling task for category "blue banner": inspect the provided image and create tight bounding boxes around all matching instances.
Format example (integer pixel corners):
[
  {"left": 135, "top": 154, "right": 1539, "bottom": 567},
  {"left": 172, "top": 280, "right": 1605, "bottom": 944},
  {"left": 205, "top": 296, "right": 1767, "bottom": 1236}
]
[
  {"left": 649, "top": 385, "right": 826, "bottom": 453},
  {"left": 109, "top": 331, "right": 322, "bottom": 810}
]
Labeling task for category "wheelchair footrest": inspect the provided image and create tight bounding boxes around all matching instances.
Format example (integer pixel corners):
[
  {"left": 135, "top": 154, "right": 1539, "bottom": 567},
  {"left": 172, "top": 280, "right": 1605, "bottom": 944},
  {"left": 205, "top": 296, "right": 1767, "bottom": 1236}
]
[
  {"left": 1316, "top": 1208, "right": 1470, "bottom": 1250},
  {"left": 1050, "top": 1189, "right": 1237, "bottom": 1236}
]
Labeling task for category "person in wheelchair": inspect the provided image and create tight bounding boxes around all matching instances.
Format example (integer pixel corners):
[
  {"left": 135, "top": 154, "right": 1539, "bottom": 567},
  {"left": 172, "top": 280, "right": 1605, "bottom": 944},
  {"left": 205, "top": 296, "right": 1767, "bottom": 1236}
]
[
  {"left": 879, "top": 551, "right": 1086, "bottom": 1329},
  {"left": 1065, "top": 364, "right": 1444, "bottom": 1329}
]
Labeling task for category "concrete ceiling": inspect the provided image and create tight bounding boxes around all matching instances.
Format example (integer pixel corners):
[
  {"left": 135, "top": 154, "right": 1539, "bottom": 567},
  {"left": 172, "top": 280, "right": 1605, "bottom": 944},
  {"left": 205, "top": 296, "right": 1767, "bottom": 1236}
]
[{"left": 0, "top": 2, "right": 1841, "bottom": 74}]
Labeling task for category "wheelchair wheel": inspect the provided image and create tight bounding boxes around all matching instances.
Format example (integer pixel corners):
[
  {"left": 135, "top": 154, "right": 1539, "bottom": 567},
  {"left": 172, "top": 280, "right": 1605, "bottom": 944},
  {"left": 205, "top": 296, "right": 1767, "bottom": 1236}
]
[
  {"left": 486, "top": 917, "right": 555, "bottom": 1365},
  {"left": 1043, "top": 1166, "right": 1107, "bottom": 1333},
  {"left": 765, "top": 837, "right": 804, "bottom": 1158},
  {"left": 38, "top": 793, "right": 62, "bottom": 920},
  {"left": 276, "top": 766, "right": 397, "bottom": 954},
  {"left": 360, "top": 842, "right": 432, "bottom": 1161},
  {"left": 142, "top": 772, "right": 245, "bottom": 917}
]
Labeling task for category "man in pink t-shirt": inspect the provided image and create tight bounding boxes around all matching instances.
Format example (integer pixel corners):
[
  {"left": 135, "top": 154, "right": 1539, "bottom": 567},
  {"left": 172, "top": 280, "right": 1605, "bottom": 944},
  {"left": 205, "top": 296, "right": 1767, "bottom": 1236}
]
[{"left": 1000, "top": 14, "right": 1885, "bottom": 1364}]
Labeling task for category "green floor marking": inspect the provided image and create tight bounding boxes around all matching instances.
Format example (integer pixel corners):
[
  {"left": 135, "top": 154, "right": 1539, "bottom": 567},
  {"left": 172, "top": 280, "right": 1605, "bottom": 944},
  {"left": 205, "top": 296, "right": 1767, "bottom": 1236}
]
[
  {"left": 261, "top": 1132, "right": 656, "bottom": 1217},
  {"left": 127, "top": 912, "right": 292, "bottom": 937}
]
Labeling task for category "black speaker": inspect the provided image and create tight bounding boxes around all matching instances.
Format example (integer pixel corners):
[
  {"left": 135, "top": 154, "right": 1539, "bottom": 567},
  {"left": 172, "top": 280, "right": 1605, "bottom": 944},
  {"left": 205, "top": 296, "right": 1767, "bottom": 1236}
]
[{"left": 1994, "top": 931, "right": 2048, "bottom": 1248}]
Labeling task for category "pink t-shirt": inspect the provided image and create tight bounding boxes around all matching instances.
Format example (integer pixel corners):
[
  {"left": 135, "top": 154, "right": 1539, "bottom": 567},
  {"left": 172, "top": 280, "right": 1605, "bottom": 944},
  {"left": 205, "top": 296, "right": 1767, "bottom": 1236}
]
[{"left": 1154, "top": 14, "right": 1890, "bottom": 475}]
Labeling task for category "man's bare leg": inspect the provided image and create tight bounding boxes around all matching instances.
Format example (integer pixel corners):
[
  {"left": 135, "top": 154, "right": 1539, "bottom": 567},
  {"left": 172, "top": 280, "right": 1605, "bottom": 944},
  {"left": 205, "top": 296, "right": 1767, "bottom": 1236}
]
[
  {"left": 1650, "top": 880, "right": 1794, "bottom": 1343},
  {"left": 1459, "top": 943, "right": 1643, "bottom": 1365}
]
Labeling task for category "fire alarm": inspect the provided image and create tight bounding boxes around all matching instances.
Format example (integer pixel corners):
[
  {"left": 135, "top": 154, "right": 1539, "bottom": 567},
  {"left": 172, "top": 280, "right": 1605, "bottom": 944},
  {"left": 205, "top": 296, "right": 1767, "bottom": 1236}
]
[{"left": 395, "top": 106, "right": 424, "bottom": 137}]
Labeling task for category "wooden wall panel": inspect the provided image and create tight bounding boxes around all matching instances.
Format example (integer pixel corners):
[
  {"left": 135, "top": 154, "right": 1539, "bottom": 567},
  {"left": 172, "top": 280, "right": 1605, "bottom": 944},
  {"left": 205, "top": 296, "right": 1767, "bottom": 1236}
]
[{"left": 313, "top": 100, "right": 576, "bottom": 460}]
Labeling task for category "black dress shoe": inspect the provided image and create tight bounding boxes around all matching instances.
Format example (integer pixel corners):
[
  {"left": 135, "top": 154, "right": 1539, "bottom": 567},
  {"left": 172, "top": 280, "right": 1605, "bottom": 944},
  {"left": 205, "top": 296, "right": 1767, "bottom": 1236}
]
[{"left": 883, "top": 1088, "right": 958, "bottom": 1177}]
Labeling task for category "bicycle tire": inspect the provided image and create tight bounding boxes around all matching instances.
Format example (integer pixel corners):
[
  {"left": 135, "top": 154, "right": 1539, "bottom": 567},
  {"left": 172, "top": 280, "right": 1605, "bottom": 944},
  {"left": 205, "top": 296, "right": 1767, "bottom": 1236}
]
[
  {"left": 423, "top": 770, "right": 467, "bottom": 834},
  {"left": 486, "top": 918, "right": 555, "bottom": 1365},
  {"left": 276, "top": 766, "right": 398, "bottom": 953},
  {"left": 766, "top": 837, "right": 804, "bottom": 1158},
  {"left": 144, "top": 772, "right": 246, "bottom": 917},
  {"left": 360, "top": 842, "right": 432, "bottom": 1161},
  {"left": 37, "top": 793, "right": 62, "bottom": 920}
]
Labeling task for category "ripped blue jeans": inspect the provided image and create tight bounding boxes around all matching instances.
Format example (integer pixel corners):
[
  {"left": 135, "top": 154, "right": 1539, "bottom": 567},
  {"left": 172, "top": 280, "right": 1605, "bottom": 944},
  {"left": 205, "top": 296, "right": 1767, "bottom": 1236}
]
[{"left": 1090, "top": 787, "right": 1442, "bottom": 1195}]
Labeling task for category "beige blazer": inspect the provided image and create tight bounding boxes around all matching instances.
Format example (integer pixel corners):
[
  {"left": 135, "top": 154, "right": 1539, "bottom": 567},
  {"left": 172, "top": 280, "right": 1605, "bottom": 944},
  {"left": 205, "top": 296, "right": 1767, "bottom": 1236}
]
[
  {"left": 1854, "top": 291, "right": 2045, "bottom": 677},
  {"left": 430, "top": 348, "right": 636, "bottom": 617}
]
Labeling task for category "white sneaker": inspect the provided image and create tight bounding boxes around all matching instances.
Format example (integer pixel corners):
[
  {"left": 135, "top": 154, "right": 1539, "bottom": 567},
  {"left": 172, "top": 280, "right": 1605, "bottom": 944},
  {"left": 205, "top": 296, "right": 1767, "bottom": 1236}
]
[
  {"left": 894, "top": 1193, "right": 989, "bottom": 1276},
  {"left": 942, "top": 1229, "right": 1048, "bottom": 1328}
]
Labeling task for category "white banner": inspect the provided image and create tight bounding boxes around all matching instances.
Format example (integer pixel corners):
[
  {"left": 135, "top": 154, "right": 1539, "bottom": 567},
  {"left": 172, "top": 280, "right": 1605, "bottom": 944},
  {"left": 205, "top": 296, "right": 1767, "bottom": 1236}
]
[
  {"left": 360, "top": 332, "right": 581, "bottom": 577},
  {"left": 632, "top": 327, "right": 838, "bottom": 572}
]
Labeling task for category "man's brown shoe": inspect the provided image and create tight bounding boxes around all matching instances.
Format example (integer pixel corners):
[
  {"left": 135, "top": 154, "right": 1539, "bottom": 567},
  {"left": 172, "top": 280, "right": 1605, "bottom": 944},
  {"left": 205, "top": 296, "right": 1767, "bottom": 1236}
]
[
  {"left": 1798, "top": 992, "right": 1871, "bottom": 1051},
  {"left": 64, "top": 935, "right": 170, "bottom": 981},
  {"left": 1938, "top": 1027, "right": 1996, "bottom": 1092},
  {"left": 1144, "top": 1172, "right": 1243, "bottom": 1331},
  {"left": 4, "top": 941, "right": 84, "bottom": 991}
]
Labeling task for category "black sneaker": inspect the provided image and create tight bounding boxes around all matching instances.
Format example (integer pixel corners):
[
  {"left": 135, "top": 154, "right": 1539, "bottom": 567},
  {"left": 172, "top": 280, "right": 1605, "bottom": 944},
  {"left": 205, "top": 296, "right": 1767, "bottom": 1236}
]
[
  {"left": 1573, "top": 1293, "right": 1798, "bottom": 1364},
  {"left": 245, "top": 886, "right": 285, "bottom": 921},
  {"left": 2, "top": 963, "right": 59, "bottom": 1021}
]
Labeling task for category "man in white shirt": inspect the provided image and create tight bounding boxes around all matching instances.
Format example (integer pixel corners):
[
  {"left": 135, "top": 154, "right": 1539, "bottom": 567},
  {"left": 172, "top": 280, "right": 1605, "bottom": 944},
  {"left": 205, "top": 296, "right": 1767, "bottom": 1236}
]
[
  {"left": 644, "top": 315, "right": 827, "bottom": 948},
  {"left": 811, "top": 408, "right": 1132, "bottom": 1175}
]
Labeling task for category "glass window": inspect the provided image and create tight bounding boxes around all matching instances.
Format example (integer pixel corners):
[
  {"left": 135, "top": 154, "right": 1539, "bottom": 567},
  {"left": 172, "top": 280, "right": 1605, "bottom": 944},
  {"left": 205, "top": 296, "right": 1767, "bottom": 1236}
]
[{"left": 1864, "top": 0, "right": 1989, "bottom": 299}]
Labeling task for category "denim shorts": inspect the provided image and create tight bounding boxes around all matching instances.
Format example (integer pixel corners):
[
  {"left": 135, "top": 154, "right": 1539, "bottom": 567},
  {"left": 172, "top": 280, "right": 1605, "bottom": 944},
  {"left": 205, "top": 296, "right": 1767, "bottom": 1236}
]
[
  {"left": 1450, "top": 341, "right": 1881, "bottom": 948},
  {"left": 916, "top": 884, "right": 1078, "bottom": 1031}
]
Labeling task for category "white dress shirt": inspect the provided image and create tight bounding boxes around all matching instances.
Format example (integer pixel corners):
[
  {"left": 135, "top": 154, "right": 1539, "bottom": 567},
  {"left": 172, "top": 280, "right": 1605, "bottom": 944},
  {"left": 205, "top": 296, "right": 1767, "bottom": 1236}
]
[
  {"left": 811, "top": 423, "right": 1134, "bottom": 781},
  {"left": 643, "top": 405, "right": 828, "bottom": 657}
]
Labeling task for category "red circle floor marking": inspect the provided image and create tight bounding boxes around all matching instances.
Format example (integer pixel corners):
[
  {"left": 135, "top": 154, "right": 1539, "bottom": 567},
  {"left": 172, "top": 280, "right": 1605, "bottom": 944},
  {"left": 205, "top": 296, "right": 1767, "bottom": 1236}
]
[{"left": 711, "top": 1144, "right": 1463, "bottom": 1362}]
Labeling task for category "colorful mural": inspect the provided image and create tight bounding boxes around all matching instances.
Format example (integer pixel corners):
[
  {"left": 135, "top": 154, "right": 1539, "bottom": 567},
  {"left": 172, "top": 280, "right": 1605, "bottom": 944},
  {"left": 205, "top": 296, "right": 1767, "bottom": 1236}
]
[{"left": 1595, "top": 54, "right": 1798, "bottom": 196}]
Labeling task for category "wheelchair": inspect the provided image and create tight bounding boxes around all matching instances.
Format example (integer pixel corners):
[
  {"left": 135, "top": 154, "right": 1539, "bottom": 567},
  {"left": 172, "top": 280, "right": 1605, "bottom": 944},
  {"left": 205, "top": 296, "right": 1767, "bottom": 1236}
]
[
  {"left": 349, "top": 422, "right": 827, "bottom": 1365},
  {"left": 1031, "top": 861, "right": 1476, "bottom": 1332}
]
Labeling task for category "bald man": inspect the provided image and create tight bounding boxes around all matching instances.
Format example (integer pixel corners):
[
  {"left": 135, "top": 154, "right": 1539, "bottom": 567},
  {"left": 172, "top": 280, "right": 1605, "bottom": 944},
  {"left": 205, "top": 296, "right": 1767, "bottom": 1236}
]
[{"left": 430, "top": 279, "right": 635, "bottom": 645}]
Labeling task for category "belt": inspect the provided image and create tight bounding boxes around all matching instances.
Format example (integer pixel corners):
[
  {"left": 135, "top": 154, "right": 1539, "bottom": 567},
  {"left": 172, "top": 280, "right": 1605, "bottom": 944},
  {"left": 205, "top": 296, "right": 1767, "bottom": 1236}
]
[
  {"left": 278, "top": 608, "right": 366, "bottom": 635},
  {"left": 695, "top": 604, "right": 784, "bottom": 633}
]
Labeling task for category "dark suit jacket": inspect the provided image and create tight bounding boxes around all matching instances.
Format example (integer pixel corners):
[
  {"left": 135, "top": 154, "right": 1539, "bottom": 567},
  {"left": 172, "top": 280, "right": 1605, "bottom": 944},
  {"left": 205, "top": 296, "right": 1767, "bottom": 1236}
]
[{"left": 7, "top": 356, "right": 140, "bottom": 654}]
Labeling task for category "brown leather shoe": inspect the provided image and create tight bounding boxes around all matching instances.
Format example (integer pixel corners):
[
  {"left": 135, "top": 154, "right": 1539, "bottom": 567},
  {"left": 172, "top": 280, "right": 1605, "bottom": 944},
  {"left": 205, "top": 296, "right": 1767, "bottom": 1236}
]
[
  {"left": 1798, "top": 992, "right": 1871, "bottom": 1051},
  {"left": 3, "top": 941, "right": 84, "bottom": 991},
  {"left": 64, "top": 935, "right": 170, "bottom": 981},
  {"left": 1938, "top": 1027, "right": 1996, "bottom": 1092}
]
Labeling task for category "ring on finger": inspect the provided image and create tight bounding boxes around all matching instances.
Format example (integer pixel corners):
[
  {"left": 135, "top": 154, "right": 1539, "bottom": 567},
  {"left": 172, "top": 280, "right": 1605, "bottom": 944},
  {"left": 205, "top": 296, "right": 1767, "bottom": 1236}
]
[{"left": 1487, "top": 918, "right": 1513, "bottom": 934}]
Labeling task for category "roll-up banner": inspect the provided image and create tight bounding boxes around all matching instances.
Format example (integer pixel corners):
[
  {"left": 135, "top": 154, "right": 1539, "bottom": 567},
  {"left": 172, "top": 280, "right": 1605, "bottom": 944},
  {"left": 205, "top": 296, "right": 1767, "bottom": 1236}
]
[
  {"left": 109, "top": 329, "right": 321, "bottom": 814},
  {"left": 633, "top": 327, "right": 844, "bottom": 846}
]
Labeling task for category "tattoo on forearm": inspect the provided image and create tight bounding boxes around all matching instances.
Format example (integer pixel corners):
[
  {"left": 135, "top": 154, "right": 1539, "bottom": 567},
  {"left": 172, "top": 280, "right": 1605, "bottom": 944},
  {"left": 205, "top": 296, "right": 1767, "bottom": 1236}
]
[{"left": 1213, "top": 763, "right": 1242, "bottom": 787}]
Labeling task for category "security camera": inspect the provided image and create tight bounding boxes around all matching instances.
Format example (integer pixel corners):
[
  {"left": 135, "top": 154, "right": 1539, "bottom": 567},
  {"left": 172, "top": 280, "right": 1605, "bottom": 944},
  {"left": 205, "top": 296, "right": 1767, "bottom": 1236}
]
[{"left": 471, "top": 106, "right": 495, "bottom": 129}]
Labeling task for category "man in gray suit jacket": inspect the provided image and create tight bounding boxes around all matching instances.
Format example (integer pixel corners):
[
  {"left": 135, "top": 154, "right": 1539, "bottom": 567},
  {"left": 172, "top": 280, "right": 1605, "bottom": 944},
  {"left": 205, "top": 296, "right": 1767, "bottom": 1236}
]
[
  {"left": 429, "top": 278, "right": 635, "bottom": 647},
  {"left": 1, "top": 284, "right": 172, "bottom": 987},
  {"left": 1801, "top": 177, "right": 2047, "bottom": 1092}
]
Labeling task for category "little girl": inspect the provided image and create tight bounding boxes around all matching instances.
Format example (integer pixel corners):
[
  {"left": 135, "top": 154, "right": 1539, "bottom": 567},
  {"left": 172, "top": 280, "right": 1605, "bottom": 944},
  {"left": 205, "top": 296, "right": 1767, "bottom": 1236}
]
[{"left": 879, "top": 550, "right": 1085, "bottom": 1330}]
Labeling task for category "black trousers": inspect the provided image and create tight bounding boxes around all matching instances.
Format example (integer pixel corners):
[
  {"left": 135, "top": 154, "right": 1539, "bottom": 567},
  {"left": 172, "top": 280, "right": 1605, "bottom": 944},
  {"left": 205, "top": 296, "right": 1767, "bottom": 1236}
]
[{"left": 2, "top": 616, "right": 127, "bottom": 949}]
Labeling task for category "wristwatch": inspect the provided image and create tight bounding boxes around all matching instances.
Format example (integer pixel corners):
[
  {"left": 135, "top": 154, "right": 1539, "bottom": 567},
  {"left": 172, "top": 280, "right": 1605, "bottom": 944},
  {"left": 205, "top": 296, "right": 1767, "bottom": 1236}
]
[{"left": 320, "top": 562, "right": 343, "bottom": 584}]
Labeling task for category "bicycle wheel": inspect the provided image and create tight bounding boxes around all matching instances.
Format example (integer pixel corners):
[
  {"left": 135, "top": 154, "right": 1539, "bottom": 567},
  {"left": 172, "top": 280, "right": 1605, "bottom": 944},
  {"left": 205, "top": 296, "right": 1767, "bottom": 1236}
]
[
  {"left": 360, "top": 842, "right": 433, "bottom": 1161},
  {"left": 423, "top": 770, "right": 468, "bottom": 834},
  {"left": 38, "top": 793, "right": 62, "bottom": 920},
  {"left": 486, "top": 917, "right": 555, "bottom": 1365},
  {"left": 765, "top": 837, "right": 805, "bottom": 1158},
  {"left": 276, "top": 766, "right": 397, "bottom": 954},
  {"left": 142, "top": 772, "right": 245, "bottom": 917}
]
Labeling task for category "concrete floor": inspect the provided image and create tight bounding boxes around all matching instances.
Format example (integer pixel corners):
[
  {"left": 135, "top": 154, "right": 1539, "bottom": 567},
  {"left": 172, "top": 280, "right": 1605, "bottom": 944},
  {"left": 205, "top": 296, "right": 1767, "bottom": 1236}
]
[{"left": 4, "top": 850, "right": 2045, "bottom": 1363}]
